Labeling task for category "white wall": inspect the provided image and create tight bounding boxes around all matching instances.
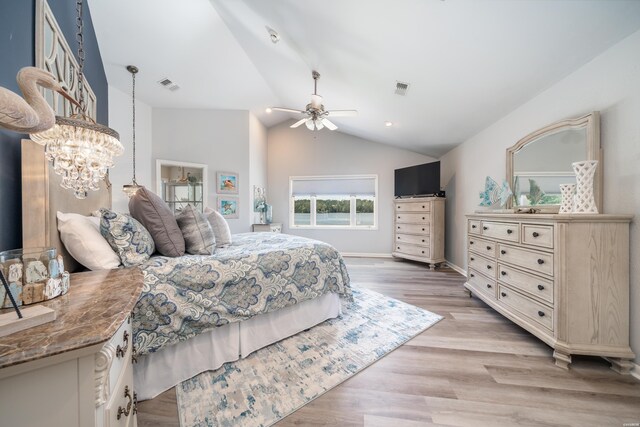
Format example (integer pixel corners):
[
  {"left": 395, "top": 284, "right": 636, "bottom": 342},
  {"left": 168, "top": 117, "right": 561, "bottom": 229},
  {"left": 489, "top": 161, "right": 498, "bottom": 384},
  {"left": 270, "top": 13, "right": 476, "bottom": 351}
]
[
  {"left": 440, "top": 30, "right": 640, "bottom": 364},
  {"left": 267, "top": 122, "right": 435, "bottom": 254},
  {"left": 152, "top": 108, "right": 252, "bottom": 233},
  {"left": 249, "top": 113, "right": 268, "bottom": 223},
  {"left": 108, "top": 85, "right": 153, "bottom": 213}
]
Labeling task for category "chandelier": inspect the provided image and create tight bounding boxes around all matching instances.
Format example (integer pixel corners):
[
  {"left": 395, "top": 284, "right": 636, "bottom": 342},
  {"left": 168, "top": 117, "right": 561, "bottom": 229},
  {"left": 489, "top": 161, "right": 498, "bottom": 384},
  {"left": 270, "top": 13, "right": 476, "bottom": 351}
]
[
  {"left": 122, "top": 65, "right": 142, "bottom": 197},
  {"left": 30, "top": 0, "right": 123, "bottom": 199}
]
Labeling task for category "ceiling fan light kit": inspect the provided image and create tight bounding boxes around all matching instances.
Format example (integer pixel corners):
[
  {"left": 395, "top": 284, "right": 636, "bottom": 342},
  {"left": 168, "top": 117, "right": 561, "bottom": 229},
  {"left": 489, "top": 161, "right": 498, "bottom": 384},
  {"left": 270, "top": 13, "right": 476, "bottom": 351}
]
[{"left": 268, "top": 70, "right": 357, "bottom": 131}]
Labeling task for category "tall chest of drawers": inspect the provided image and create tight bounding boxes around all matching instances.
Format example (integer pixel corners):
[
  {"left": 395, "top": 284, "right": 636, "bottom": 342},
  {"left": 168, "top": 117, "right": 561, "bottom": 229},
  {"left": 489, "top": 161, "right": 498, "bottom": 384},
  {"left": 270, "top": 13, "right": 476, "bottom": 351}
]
[
  {"left": 393, "top": 197, "right": 445, "bottom": 269},
  {"left": 465, "top": 213, "right": 635, "bottom": 372}
]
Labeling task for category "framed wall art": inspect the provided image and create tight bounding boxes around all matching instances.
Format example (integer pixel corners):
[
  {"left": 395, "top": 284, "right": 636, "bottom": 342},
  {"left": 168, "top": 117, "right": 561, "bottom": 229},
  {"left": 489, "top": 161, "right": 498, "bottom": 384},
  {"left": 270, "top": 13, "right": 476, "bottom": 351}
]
[
  {"left": 217, "top": 196, "right": 239, "bottom": 219},
  {"left": 217, "top": 171, "right": 239, "bottom": 194}
]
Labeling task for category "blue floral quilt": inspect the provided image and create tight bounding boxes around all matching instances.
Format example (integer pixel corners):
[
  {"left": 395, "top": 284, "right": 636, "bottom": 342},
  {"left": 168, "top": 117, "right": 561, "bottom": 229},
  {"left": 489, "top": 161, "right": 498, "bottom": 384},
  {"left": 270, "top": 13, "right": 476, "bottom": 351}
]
[{"left": 132, "top": 233, "right": 352, "bottom": 356}]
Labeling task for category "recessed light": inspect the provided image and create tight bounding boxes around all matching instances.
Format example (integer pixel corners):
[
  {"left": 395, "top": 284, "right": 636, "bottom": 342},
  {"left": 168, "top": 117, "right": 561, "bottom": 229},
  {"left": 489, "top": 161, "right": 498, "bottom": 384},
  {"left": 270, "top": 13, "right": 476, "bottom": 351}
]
[
  {"left": 265, "top": 107, "right": 273, "bottom": 113},
  {"left": 385, "top": 121, "right": 393, "bottom": 127}
]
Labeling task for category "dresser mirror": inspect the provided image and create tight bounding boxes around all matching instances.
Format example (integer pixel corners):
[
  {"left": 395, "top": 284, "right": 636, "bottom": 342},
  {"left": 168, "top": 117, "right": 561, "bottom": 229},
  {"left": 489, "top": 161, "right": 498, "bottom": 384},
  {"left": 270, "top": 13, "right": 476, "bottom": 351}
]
[{"left": 506, "top": 112, "right": 601, "bottom": 212}]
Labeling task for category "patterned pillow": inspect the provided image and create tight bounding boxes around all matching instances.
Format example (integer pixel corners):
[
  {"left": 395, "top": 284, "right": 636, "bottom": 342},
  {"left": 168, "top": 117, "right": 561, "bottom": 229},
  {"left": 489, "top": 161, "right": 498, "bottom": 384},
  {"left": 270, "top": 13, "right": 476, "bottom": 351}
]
[
  {"left": 204, "top": 207, "right": 232, "bottom": 248},
  {"left": 100, "top": 209, "right": 155, "bottom": 267},
  {"left": 176, "top": 205, "right": 216, "bottom": 255}
]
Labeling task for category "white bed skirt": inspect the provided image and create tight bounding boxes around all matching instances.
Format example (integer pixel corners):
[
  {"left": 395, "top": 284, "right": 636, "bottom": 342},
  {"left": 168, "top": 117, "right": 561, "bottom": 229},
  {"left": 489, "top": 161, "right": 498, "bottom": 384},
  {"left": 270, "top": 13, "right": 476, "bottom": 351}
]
[{"left": 134, "top": 292, "right": 342, "bottom": 401}]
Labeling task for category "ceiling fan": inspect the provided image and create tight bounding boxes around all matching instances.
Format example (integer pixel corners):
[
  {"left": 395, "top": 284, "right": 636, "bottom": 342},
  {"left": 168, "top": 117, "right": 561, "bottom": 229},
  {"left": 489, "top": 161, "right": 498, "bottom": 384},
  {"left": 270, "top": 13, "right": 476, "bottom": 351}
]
[{"left": 268, "top": 70, "right": 357, "bottom": 131}]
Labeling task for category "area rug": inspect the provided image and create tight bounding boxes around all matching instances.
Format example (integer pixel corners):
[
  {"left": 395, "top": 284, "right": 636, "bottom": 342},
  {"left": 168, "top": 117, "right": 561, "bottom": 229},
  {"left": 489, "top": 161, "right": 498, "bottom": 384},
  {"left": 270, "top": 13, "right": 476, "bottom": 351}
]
[{"left": 175, "top": 287, "right": 443, "bottom": 427}]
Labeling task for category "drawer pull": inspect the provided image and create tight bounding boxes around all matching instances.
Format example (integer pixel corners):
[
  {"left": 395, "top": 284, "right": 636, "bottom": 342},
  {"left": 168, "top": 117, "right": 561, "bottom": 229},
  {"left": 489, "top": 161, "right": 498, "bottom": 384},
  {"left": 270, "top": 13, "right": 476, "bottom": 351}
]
[
  {"left": 538, "top": 311, "right": 545, "bottom": 317},
  {"left": 422, "top": 228, "right": 425, "bottom": 231},
  {"left": 422, "top": 217, "right": 425, "bottom": 220},
  {"left": 422, "top": 205, "right": 425, "bottom": 208},
  {"left": 397, "top": 246, "right": 400, "bottom": 250},
  {"left": 483, "top": 226, "right": 488, "bottom": 230},
  {"left": 421, "top": 250, "right": 425, "bottom": 254},
  {"left": 116, "top": 331, "right": 129, "bottom": 358},
  {"left": 117, "top": 385, "right": 133, "bottom": 420},
  {"left": 486, "top": 245, "right": 491, "bottom": 250},
  {"left": 470, "top": 241, "right": 474, "bottom": 245},
  {"left": 398, "top": 236, "right": 401, "bottom": 239},
  {"left": 470, "top": 257, "right": 475, "bottom": 261},
  {"left": 537, "top": 259, "right": 545, "bottom": 265},
  {"left": 501, "top": 292, "right": 507, "bottom": 297},
  {"left": 501, "top": 271, "right": 507, "bottom": 276},
  {"left": 537, "top": 284, "right": 545, "bottom": 291},
  {"left": 486, "top": 284, "right": 492, "bottom": 289},
  {"left": 507, "top": 229, "right": 513, "bottom": 234},
  {"left": 132, "top": 345, "right": 138, "bottom": 364},
  {"left": 397, "top": 216, "right": 400, "bottom": 219},
  {"left": 469, "top": 273, "right": 475, "bottom": 278},
  {"left": 422, "top": 239, "right": 425, "bottom": 242},
  {"left": 486, "top": 265, "right": 492, "bottom": 270},
  {"left": 501, "top": 250, "right": 506, "bottom": 255},
  {"left": 532, "top": 232, "right": 540, "bottom": 238},
  {"left": 472, "top": 225, "right": 477, "bottom": 229}
]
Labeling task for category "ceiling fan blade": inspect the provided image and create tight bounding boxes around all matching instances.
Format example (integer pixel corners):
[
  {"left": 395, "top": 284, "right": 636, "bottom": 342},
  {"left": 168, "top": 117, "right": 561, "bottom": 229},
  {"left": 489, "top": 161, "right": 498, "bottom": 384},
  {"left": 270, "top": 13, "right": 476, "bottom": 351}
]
[
  {"left": 321, "top": 118, "right": 338, "bottom": 130},
  {"left": 326, "top": 110, "right": 358, "bottom": 117},
  {"left": 272, "top": 107, "right": 306, "bottom": 114},
  {"left": 290, "top": 118, "right": 308, "bottom": 128}
]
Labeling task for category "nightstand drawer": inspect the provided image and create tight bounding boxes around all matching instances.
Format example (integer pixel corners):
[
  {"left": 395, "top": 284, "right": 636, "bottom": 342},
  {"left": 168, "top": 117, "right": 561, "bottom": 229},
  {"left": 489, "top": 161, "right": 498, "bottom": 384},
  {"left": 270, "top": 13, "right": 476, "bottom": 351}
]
[
  {"left": 498, "top": 285, "right": 553, "bottom": 332},
  {"left": 395, "top": 233, "right": 429, "bottom": 246}
]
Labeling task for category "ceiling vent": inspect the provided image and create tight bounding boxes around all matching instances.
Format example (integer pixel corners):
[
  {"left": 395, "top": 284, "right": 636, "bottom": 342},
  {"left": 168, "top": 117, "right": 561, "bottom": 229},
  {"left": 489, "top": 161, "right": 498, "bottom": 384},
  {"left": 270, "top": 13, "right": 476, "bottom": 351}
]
[
  {"left": 158, "top": 77, "right": 180, "bottom": 91},
  {"left": 395, "top": 81, "right": 410, "bottom": 96}
]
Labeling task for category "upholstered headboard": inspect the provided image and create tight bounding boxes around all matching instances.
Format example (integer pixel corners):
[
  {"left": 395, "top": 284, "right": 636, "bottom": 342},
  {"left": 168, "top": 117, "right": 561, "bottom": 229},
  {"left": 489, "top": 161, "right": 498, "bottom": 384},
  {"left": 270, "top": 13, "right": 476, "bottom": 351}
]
[{"left": 21, "top": 139, "right": 112, "bottom": 273}]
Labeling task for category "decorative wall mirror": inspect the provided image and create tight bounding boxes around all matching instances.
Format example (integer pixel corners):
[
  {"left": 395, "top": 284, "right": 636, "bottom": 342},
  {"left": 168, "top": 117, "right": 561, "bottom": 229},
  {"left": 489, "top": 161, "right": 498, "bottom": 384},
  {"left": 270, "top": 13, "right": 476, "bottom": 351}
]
[
  {"left": 506, "top": 112, "right": 601, "bottom": 212},
  {"left": 156, "top": 160, "right": 208, "bottom": 214}
]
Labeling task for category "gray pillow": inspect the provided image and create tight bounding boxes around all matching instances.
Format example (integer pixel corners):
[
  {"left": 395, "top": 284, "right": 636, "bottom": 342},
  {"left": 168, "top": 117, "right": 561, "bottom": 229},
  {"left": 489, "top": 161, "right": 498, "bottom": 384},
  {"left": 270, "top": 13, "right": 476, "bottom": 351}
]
[
  {"left": 204, "top": 207, "right": 232, "bottom": 248},
  {"left": 129, "top": 186, "right": 185, "bottom": 257},
  {"left": 176, "top": 205, "right": 215, "bottom": 255}
]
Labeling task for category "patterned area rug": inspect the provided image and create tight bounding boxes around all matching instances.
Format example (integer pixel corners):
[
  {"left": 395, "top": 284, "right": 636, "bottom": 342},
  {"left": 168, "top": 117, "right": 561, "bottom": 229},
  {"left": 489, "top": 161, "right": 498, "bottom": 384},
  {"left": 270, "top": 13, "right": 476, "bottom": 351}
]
[{"left": 175, "top": 287, "right": 443, "bottom": 427}]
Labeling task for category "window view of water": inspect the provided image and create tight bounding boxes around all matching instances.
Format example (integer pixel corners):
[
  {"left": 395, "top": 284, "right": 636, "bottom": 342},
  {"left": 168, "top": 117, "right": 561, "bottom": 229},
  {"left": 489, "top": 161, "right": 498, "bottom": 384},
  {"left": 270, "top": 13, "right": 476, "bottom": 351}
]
[
  {"left": 293, "top": 213, "right": 374, "bottom": 226},
  {"left": 293, "top": 196, "right": 375, "bottom": 227}
]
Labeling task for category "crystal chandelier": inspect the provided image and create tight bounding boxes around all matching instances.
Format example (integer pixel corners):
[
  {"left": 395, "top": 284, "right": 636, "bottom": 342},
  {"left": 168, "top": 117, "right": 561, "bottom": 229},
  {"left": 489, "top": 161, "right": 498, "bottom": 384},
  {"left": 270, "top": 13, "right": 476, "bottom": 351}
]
[
  {"left": 30, "top": 0, "right": 123, "bottom": 199},
  {"left": 122, "top": 65, "right": 142, "bottom": 197}
]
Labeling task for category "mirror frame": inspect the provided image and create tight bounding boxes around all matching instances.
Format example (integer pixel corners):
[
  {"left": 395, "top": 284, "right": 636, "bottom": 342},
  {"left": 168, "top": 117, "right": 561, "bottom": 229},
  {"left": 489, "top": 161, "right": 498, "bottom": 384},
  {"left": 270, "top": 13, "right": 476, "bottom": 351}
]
[
  {"left": 506, "top": 112, "right": 601, "bottom": 212},
  {"left": 156, "top": 159, "right": 209, "bottom": 213}
]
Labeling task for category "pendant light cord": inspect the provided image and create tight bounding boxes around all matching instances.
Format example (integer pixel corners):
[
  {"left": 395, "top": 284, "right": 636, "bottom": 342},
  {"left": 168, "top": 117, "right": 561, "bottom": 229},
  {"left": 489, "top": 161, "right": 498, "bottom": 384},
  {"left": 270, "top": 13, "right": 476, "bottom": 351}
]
[{"left": 75, "top": 0, "right": 86, "bottom": 113}]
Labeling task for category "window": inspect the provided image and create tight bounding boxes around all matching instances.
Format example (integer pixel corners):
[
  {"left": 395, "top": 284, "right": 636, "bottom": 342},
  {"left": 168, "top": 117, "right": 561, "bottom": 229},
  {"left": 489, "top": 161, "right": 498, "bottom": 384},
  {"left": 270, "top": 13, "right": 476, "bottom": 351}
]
[{"left": 290, "top": 175, "right": 378, "bottom": 229}]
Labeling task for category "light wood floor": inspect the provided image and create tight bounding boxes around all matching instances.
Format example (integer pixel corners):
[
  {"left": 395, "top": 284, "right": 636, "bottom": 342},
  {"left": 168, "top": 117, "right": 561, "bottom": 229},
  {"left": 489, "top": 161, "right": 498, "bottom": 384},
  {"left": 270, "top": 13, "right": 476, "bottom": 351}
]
[{"left": 137, "top": 257, "right": 640, "bottom": 427}]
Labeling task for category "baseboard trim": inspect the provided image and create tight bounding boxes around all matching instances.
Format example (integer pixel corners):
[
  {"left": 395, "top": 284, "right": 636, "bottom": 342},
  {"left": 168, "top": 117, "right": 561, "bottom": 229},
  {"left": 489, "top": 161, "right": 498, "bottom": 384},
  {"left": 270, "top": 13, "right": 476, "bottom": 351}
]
[
  {"left": 341, "top": 252, "right": 393, "bottom": 258},
  {"left": 445, "top": 259, "right": 467, "bottom": 276},
  {"left": 632, "top": 362, "right": 640, "bottom": 381}
]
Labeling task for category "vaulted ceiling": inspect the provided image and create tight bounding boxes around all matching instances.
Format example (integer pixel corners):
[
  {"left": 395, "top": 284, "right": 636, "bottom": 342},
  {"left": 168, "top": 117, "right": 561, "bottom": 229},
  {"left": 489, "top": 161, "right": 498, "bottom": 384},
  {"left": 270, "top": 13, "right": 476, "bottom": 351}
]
[{"left": 89, "top": 0, "right": 640, "bottom": 157}]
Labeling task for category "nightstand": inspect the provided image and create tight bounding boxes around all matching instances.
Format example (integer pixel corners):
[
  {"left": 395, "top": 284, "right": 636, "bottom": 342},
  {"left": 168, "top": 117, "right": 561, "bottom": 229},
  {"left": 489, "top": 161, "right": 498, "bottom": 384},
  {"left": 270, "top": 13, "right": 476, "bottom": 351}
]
[{"left": 252, "top": 223, "right": 282, "bottom": 233}]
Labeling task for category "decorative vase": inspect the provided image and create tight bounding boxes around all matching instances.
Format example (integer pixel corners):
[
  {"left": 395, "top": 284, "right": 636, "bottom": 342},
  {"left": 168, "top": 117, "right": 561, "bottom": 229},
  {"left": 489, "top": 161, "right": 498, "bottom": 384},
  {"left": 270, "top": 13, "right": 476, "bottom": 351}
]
[
  {"left": 265, "top": 204, "right": 273, "bottom": 224},
  {"left": 559, "top": 184, "right": 576, "bottom": 214},
  {"left": 571, "top": 160, "right": 599, "bottom": 214}
]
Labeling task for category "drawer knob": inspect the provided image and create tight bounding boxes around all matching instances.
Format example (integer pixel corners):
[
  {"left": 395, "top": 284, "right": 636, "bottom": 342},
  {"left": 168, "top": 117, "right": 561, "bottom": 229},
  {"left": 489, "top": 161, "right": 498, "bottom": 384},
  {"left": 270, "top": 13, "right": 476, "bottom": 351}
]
[
  {"left": 422, "top": 239, "right": 425, "bottom": 242},
  {"left": 470, "top": 273, "right": 475, "bottom": 278},
  {"left": 486, "top": 265, "right": 492, "bottom": 270},
  {"left": 397, "top": 246, "right": 400, "bottom": 250},
  {"left": 470, "top": 257, "right": 475, "bottom": 261},
  {"left": 501, "top": 250, "right": 506, "bottom": 255},
  {"left": 422, "top": 217, "right": 425, "bottom": 220},
  {"left": 472, "top": 225, "right": 477, "bottom": 229},
  {"left": 486, "top": 284, "right": 492, "bottom": 289},
  {"left": 483, "top": 226, "right": 488, "bottom": 230},
  {"left": 538, "top": 311, "right": 545, "bottom": 317},
  {"left": 117, "top": 385, "right": 133, "bottom": 420},
  {"left": 486, "top": 246, "right": 491, "bottom": 250},
  {"left": 398, "top": 236, "right": 401, "bottom": 239},
  {"left": 116, "top": 330, "right": 129, "bottom": 358},
  {"left": 501, "top": 292, "right": 507, "bottom": 297},
  {"left": 537, "top": 284, "right": 545, "bottom": 291},
  {"left": 470, "top": 241, "right": 474, "bottom": 245},
  {"left": 422, "top": 228, "right": 425, "bottom": 231},
  {"left": 422, "top": 205, "right": 425, "bottom": 208},
  {"left": 507, "top": 229, "right": 513, "bottom": 234},
  {"left": 537, "top": 259, "right": 545, "bottom": 265},
  {"left": 532, "top": 232, "right": 540, "bottom": 238},
  {"left": 397, "top": 216, "right": 400, "bottom": 219},
  {"left": 421, "top": 250, "right": 425, "bottom": 254},
  {"left": 501, "top": 271, "right": 507, "bottom": 276}
]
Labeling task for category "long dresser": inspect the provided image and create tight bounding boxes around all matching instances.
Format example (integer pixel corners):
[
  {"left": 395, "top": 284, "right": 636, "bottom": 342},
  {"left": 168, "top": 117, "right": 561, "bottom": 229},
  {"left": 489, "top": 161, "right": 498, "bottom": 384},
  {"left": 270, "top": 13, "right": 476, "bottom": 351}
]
[
  {"left": 393, "top": 197, "right": 445, "bottom": 269},
  {"left": 465, "top": 213, "right": 634, "bottom": 372}
]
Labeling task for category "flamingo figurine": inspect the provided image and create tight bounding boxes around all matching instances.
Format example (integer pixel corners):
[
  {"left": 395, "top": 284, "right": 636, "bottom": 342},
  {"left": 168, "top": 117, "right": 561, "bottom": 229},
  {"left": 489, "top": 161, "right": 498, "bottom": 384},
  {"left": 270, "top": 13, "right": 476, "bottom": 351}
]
[{"left": 0, "top": 66, "right": 81, "bottom": 134}]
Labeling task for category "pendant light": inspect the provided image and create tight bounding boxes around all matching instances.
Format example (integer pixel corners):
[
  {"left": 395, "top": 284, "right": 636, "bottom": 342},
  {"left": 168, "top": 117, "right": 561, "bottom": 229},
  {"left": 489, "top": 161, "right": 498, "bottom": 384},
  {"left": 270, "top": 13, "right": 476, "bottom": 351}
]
[
  {"left": 122, "top": 65, "right": 142, "bottom": 197},
  {"left": 30, "top": 0, "right": 123, "bottom": 199}
]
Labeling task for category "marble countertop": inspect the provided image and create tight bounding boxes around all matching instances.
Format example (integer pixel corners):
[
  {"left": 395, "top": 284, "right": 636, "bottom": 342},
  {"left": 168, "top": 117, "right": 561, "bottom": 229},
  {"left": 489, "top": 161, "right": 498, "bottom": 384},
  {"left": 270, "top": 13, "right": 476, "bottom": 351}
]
[{"left": 0, "top": 267, "right": 143, "bottom": 370}]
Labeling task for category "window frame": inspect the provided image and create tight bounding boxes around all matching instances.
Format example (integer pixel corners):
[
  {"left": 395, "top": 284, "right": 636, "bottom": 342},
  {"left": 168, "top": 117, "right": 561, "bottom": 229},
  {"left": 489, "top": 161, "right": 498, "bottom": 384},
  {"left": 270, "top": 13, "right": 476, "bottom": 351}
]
[{"left": 289, "top": 175, "right": 378, "bottom": 230}]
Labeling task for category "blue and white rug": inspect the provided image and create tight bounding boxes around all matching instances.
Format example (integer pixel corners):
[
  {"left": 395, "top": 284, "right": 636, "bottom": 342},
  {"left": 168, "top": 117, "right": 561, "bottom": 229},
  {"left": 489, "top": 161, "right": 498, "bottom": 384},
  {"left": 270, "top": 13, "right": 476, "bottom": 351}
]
[{"left": 175, "top": 287, "right": 443, "bottom": 427}]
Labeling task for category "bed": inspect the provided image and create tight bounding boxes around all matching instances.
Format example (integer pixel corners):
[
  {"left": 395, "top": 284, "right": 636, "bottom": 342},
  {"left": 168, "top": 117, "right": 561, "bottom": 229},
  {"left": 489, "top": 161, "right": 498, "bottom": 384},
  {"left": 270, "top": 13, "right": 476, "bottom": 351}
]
[{"left": 21, "top": 139, "right": 352, "bottom": 400}]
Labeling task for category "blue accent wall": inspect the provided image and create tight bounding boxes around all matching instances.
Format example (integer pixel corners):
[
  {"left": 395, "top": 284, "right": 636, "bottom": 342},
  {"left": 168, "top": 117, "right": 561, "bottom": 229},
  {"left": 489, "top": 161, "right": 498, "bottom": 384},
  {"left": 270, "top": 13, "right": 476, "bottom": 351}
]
[{"left": 0, "top": 0, "right": 108, "bottom": 251}]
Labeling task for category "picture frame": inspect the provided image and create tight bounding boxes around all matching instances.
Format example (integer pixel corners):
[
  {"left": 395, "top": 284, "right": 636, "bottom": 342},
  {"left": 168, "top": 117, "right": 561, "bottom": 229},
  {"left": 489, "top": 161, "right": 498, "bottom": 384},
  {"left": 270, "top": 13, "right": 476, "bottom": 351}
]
[
  {"left": 217, "top": 196, "right": 239, "bottom": 219},
  {"left": 217, "top": 171, "right": 239, "bottom": 194}
]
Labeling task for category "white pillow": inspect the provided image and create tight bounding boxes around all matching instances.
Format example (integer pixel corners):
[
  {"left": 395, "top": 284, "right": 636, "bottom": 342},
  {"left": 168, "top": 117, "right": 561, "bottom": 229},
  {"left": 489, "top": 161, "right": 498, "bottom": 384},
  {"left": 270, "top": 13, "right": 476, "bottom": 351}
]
[
  {"left": 204, "top": 207, "right": 232, "bottom": 248},
  {"left": 57, "top": 212, "right": 121, "bottom": 270}
]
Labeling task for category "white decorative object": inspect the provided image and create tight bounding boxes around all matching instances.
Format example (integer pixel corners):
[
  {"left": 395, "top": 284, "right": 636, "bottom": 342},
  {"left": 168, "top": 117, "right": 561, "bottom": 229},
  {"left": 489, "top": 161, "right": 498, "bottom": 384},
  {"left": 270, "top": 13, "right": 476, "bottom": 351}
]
[
  {"left": 572, "top": 160, "right": 599, "bottom": 214},
  {"left": 559, "top": 183, "right": 576, "bottom": 214}
]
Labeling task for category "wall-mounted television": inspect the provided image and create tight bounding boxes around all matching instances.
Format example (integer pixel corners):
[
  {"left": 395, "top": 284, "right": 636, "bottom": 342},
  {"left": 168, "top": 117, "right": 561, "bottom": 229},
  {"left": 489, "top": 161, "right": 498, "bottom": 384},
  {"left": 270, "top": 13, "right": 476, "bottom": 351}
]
[{"left": 394, "top": 161, "right": 441, "bottom": 198}]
